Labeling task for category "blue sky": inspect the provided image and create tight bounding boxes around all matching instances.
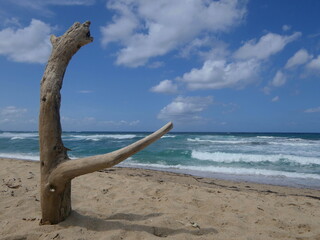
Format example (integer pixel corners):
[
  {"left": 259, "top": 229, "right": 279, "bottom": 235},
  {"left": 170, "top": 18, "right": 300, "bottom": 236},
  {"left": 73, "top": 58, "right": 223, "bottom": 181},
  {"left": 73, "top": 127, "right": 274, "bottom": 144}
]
[{"left": 0, "top": 0, "right": 320, "bottom": 132}]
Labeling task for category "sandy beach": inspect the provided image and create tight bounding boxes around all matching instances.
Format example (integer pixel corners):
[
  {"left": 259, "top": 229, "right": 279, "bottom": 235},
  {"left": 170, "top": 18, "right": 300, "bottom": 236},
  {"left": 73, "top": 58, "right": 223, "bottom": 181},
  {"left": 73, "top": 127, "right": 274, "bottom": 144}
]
[{"left": 1, "top": 158, "right": 320, "bottom": 240}]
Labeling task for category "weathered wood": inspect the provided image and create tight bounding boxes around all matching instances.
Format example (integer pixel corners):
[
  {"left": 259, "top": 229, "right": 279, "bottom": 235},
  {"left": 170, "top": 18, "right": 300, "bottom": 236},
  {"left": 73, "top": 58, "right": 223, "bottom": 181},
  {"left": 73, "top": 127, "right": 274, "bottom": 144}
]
[
  {"left": 39, "top": 21, "right": 173, "bottom": 225},
  {"left": 48, "top": 122, "right": 173, "bottom": 190}
]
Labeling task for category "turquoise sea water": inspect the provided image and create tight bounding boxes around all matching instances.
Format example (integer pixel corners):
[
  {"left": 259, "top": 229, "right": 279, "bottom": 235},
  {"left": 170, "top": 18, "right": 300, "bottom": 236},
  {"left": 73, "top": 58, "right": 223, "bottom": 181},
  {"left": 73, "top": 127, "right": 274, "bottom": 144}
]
[{"left": 1, "top": 131, "right": 320, "bottom": 189}]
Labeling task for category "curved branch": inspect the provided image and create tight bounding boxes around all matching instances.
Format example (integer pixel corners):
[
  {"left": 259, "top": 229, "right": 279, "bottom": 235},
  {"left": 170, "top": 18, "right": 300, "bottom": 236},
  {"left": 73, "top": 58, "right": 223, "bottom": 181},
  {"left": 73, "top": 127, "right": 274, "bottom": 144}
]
[
  {"left": 48, "top": 122, "right": 173, "bottom": 190},
  {"left": 39, "top": 21, "right": 174, "bottom": 224}
]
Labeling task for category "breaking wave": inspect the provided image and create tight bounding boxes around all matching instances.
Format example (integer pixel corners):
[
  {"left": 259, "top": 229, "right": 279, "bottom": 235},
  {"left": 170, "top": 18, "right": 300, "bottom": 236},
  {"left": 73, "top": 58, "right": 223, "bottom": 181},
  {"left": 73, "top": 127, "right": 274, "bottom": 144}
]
[
  {"left": 123, "top": 161, "right": 320, "bottom": 180},
  {"left": 191, "top": 150, "right": 320, "bottom": 165},
  {"left": 64, "top": 134, "right": 137, "bottom": 141},
  {"left": 0, "top": 132, "right": 38, "bottom": 140}
]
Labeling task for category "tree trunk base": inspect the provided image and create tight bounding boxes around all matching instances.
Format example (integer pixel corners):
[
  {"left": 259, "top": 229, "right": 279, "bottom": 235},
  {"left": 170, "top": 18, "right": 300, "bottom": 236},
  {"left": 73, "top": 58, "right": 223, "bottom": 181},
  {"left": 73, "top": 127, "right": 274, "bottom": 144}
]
[{"left": 40, "top": 181, "right": 71, "bottom": 225}]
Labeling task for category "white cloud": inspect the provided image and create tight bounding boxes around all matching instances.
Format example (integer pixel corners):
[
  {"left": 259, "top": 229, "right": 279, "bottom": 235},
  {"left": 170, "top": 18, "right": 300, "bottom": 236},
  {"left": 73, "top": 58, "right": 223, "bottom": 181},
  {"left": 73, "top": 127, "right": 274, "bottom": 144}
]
[
  {"left": 46, "top": 0, "right": 95, "bottom": 6},
  {"left": 78, "top": 90, "right": 93, "bottom": 94},
  {"left": 61, "top": 116, "right": 140, "bottom": 129},
  {"left": 0, "top": 106, "right": 27, "bottom": 123},
  {"left": 159, "top": 31, "right": 301, "bottom": 92},
  {"left": 271, "top": 70, "right": 286, "bottom": 87},
  {"left": 306, "top": 55, "right": 320, "bottom": 72},
  {"left": 234, "top": 32, "right": 301, "bottom": 60},
  {"left": 198, "top": 41, "right": 230, "bottom": 61},
  {"left": 221, "top": 102, "right": 238, "bottom": 114},
  {"left": 148, "top": 61, "right": 164, "bottom": 69},
  {"left": 9, "top": 0, "right": 95, "bottom": 9},
  {"left": 5, "top": 0, "right": 95, "bottom": 16},
  {"left": 262, "top": 86, "right": 271, "bottom": 95},
  {"left": 180, "top": 59, "right": 260, "bottom": 90},
  {"left": 150, "top": 80, "right": 178, "bottom": 94},
  {"left": 0, "top": 19, "right": 52, "bottom": 63},
  {"left": 158, "top": 96, "right": 213, "bottom": 122},
  {"left": 3, "top": 17, "right": 21, "bottom": 28},
  {"left": 101, "top": 0, "right": 247, "bottom": 67},
  {"left": 285, "top": 49, "right": 312, "bottom": 69},
  {"left": 271, "top": 96, "right": 280, "bottom": 102},
  {"left": 1, "top": 106, "right": 27, "bottom": 116},
  {"left": 304, "top": 106, "right": 320, "bottom": 113},
  {"left": 101, "top": 120, "right": 140, "bottom": 126},
  {"left": 282, "top": 25, "right": 291, "bottom": 31},
  {"left": 100, "top": 1, "right": 139, "bottom": 46},
  {"left": 179, "top": 37, "right": 213, "bottom": 58}
]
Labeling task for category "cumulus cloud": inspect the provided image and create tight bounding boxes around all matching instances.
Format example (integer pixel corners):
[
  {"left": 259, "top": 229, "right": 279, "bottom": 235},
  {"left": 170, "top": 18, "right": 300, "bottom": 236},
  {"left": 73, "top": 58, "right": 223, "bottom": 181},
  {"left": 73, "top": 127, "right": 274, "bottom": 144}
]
[
  {"left": 179, "top": 59, "right": 260, "bottom": 90},
  {"left": 306, "top": 55, "right": 320, "bottom": 72},
  {"left": 285, "top": 49, "right": 312, "bottom": 69},
  {"left": 265, "top": 50, "right": 319, "bottom": 92},
  {"left": 0, "top": 19, "right": 52, "bottom": 63},
  {"left": 271, "top": 96, "right": 280, "bottom": 102},
  {"left": 304, "top": 106, "right": 320, "bottom": 113},
  {"left": 179, "top": 37, "right": 214, "bottom": 58},
  {"left": 271, "top": 70, "right": 286, "bottom": 87},
  {"left": 234, "top": 32, "right": 301, "bottom": 60},
  {"left": 158, "top": 31, "right": 300, "bottom": 92},
  {"left": 198, "top": 41, "right": 230, "bottom": 61},
  {"left": 100, "top": 1, "right": 139, "bottom": 47},
  {"left": 149, "top": 31, "right": 300, "bottom": 94},
  {"left": 101, "top": 0, "right": 247, "bottom": 67},
  {"left": 158, "top": 96, "right": 213, "bottom": 122},
  {"left": 150, "top": 80, "right": 178, "bottom": 94}
]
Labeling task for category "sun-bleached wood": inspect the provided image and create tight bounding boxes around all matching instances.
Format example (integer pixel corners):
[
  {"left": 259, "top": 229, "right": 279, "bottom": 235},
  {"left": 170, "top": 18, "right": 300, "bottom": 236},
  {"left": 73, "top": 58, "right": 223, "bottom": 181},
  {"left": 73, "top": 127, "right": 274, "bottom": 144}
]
[
  {"left": 39, "top": 21, "right": 173, "bottom": 225},
  {"left": 48, "top": 122, "right": 173, "bottom": 191}
]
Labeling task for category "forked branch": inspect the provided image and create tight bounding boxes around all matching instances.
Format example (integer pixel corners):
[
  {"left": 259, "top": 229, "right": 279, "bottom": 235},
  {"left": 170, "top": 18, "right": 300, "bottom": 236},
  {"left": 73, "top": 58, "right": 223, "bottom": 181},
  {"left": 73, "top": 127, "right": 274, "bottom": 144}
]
[
  {"left": 39, "top": 21, "right": 173, "bottom": 224},
  {"left": 48, "top": 122, "right": 173, "bottom": 192}
]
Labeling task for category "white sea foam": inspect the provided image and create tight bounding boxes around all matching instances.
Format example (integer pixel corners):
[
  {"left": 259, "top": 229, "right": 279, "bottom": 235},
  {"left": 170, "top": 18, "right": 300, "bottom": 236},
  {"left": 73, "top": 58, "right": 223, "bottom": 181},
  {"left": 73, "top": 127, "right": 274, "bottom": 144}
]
[
  {"left": 0, "top": 132, "right": 38, "bottom": 140},
  {"left": 258, "top": 136, "right": 320, "bottom": 146},
  {"left": 11, "top": 137, "right": 24, "bottom": 140},
  {"left": 187, "top": 138, "right": 248, "bottom": 144},
  {"left": 123, "top": 161, "right": 320, "bottom": 180},
  {"left": 269, "top": 141, "right": 319, "bottom": 147},
  {"left": 0, "top": 153, "right": 39, "bottom": 161},
  {"left": 161, "top": 135, "right": 176, "bottom": 138},
  {"left": 65, "top": 134, "right": 137, "bottom": 141},
  {"left": 188, "top": 137, "right": 320, "bottom": 148},
  {"left": 191, "top": 150, "right": 320, "bottom": 165},
  {"left": 256, "top": 136, "right": 276, "bottom": 139}
]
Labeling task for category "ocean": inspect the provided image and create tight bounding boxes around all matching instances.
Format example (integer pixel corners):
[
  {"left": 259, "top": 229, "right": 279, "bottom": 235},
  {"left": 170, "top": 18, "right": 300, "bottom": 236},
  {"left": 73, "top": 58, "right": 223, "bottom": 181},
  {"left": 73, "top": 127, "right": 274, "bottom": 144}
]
[{"left": 1, "top": 131, "right": 320, "bottom": 189}]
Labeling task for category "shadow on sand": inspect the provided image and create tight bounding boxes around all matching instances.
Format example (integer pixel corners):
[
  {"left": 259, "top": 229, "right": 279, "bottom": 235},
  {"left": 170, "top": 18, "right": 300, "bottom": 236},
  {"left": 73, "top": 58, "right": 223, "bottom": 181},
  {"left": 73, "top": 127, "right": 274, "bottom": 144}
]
[{"left": 61, "top": 210, "right": 218, "bottom": 237}]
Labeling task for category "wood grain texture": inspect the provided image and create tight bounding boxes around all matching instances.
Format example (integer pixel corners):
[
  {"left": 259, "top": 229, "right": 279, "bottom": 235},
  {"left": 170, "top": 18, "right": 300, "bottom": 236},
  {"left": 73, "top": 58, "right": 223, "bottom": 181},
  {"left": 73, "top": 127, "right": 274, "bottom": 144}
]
[{"left": 39, "top": 21, "right": 172, "bottom": 224}]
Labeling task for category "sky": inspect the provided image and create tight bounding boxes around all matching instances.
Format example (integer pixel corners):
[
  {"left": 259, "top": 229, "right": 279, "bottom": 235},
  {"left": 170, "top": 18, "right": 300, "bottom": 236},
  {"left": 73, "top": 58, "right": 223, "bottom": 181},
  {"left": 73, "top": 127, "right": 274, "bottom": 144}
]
[{"left": 0, "top": 0, "right": 320, "bottom": 132}]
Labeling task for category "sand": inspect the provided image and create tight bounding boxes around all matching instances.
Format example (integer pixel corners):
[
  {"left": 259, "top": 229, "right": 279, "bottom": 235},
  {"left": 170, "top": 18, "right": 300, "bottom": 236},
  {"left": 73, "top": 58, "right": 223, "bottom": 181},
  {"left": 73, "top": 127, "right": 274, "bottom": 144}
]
[{"left": 1, "top": 158, "right": 320, "bottom": 240}]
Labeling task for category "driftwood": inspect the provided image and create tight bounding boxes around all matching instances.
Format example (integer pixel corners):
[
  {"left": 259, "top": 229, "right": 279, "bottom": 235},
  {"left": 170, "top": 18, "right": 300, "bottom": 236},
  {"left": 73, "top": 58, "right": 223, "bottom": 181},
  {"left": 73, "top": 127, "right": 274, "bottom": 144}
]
[{"left": 39, "top": 21, "right": 173, "bottom": 224}]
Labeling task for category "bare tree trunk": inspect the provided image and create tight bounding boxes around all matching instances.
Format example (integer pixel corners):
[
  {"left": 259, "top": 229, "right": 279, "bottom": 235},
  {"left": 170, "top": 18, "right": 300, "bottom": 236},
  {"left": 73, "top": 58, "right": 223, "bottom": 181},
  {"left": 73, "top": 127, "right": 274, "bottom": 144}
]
[{"left": 39, "top": 21, "right": 173, "bottom": 225}]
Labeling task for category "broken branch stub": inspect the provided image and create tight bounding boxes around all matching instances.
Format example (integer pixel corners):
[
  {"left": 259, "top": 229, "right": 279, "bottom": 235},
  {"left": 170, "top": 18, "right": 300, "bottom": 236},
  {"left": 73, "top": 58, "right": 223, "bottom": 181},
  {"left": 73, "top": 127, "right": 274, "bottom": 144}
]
[{"left": 39, "top": 21, "right": 173, "bottom": 224}]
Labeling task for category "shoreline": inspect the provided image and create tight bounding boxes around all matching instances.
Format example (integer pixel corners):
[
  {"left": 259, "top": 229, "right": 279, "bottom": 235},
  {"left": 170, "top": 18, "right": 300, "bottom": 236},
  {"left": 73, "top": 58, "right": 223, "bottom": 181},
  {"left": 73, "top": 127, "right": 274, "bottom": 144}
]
[
  {"left": 118, "top": 163, "right": 320, "bottom": 190},
  {"left": 3, "top": 157, "right": 320, "bottom": 193},
  {"left": 1, "top": 157, "right": 320, "bottom": 239},
  {"left": 3, "top": 157, "right": 320, "bottom": 190}
]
